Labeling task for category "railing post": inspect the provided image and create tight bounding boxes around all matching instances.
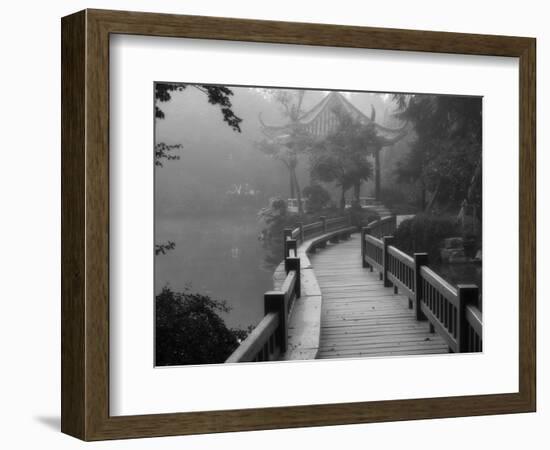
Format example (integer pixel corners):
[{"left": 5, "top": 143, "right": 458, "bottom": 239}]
[
  {"left": 297, "top": 222, "right": 304, "bottom": 242},
  {"left": 457, "top": 284, "right": 479, "bottom": 353},
  {"left": 264, "top": 291, "right": 287, "bottom": 353},
  {"left": 285, "top": 255, "right": 301, "bottom": 298},
  {"left": 283, "top": 228, "right": 293, "bottom": 256},
  {"left": 414, "top": 253, "right": 429, "bottom": 321},
  {"left": 382, "top": 236, "right": 395, "bottom": 288},
  {"left": 361, "top": 227, "right": 369, "bottom": 268},
  {"left": 320, "top": 216, "right": 326, "bottom": 233},
  {"left": 286, "top": 238, "right": 297, "bottom": 258}
]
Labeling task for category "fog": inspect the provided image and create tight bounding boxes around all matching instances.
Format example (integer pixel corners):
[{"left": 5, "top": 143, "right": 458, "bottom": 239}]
[{"left": 155, "top": 86, "right": 402, "bottom": 217}]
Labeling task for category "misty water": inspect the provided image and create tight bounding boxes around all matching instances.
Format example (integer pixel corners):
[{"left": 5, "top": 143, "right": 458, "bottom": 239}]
[{"left": 155, "top": 212, "right": 276, "bottom": 330}]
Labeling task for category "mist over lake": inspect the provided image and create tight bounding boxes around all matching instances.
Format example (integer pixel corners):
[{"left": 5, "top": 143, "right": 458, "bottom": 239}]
[{"left": 155, "top": 212, "right": 275, "bottom": 329}]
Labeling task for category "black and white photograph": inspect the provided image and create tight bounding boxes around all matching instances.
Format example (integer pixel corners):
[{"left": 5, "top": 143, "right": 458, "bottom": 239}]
[{"left": 154, "top": 83, "right": 483, "bottom": 366}]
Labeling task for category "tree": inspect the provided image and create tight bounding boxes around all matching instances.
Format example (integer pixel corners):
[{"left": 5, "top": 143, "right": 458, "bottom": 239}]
[
  {"left": 154, "top": 142, "right": 181, "bottom": 167},
  {"left": 155, "top": 83, "right": 243, "bottom": 131},
  {"left": 153, "top": 86, "right": 250, "bottom": 366},
  {"left": 393, "top": 94, "right": 482, "bottom": 212},
  {"left": 154, "top": 83, "right": 244, "bottom": 252},
  {"left": 155, "top": 287, "right": 247, "bottom": 366},
  {"left": 257, "top": 126, "right": 314, "bottom": 213},
  {"left": 154, "top": 82, "right": 243, "bottom": 167},
  {"left": 257, "top": 197, "right": 289, "bottom": 241},
  {"left": 257, "top": 90, "right": 311, "bottom": 213},
  {"left": 302, "top": 184, "right": 331, "bottom": 213},
  {"left": 309, "top": 110, "right": 375, "bottom": 209}
]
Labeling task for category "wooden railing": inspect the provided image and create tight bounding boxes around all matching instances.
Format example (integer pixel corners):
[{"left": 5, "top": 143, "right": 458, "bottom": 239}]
[
  {"left": 226, "top": 252, "right": 300, "bottom": 363},
  {"left": 226, "top": 215, "right": 353, "bottom": 363},
  {"left": 291, "top": 215, "right": 352, "bottom": 243},
  {"left": 361, "top": 219, "right": 482, "bottom": 353},
  {"left": 365, "top": 215, "right": 397, "bottom": 238}
]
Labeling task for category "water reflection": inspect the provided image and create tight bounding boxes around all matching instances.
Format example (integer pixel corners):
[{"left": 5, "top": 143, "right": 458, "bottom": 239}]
[{"left": 155, "top": 212, "right": 275, "bottom": 329}]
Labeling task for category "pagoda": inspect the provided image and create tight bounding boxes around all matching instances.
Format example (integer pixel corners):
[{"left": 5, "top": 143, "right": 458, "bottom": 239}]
[{"left": 259, "top": 91, "right": 409, "bottom": 200}]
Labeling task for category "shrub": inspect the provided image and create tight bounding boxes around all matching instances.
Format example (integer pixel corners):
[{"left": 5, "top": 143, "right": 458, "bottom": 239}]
[
  {"left": 349, "top": 204, "right": 380, "bottom": 228},
  {"left": 155, "top": 287, "right": 247, "bottom": 366},
  {"left": 257, "top": 197, "right": 289, "bottom": 237},
  {"left": 379, "top": 186, "right": 419, "bottom": 214},
  {"left": 303, "top": 184, "right": 331, "bottom": 213},
  {"left": 393, "top": 213, "right": 459, "bottom": 263}
]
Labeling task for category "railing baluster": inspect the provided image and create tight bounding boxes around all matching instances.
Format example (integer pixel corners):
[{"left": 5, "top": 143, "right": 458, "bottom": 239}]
[
  {"left": 414, "top": 253, "right": 429, "bottom": 321},
  {"left": 382, "top": 236, "right": 394, "bottom": 287},
  {"left": 286, "top": 238, "right": 297, "bottom": 259},
  {"left": 361, "top": 227, "right": 369, "bottom": 268},
  {"left": 285, "top": 254, "right": 301, "bottom": 299},
  {"left": 264, "top": 291, "right": 288, "bottom": 354},
  {"left": 283, "top": 228, "right": 293, "bottom": 257}
]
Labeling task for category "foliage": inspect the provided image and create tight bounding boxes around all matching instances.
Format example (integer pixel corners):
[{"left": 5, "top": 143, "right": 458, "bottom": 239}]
[
  {"left": 350, "top": 205, "right": 380, "bottom": 229},
  {"left": 257, "top": 196, "right": 343, "bottom": 267},
  {"left": 302, "top": 184, "right": 331, "bottom": 213},
  {"left": 379, "top": 187, "right": 418, "bottom": 215},
  {"left": 258, "top": 88, "right": 306, "bottom": 121},
  {"left": 392, "top": 94, "right": 482, "bottom": 212},
  {"left": 155, "top": 287, "right": 247, "bottom": 366},
  {"left": 154, "top": 143, "right": 182, "bottom": 167},
  {"left": 345, "top": 203, "right": 370, "bottom": 228},
  {"left": 154, "top": 83, "right": 245, "bottom": 255},
  {"left": 309, "top": 109, "right": 375, "bottom": 208},
  {"left": 155, "top": 83, "right": 242, "bottom": 132},
  {"left": 256, "top": 90, "right": 315, "bottom": 213},
  {"left": 155, "top": 241, "right": 175, "bottom": 255},
  {"left": 393, "top": 213, "right": 459, "bottom": 263},
  {"left": 257, "top": 197, "right": 289, "bottom": 241}
]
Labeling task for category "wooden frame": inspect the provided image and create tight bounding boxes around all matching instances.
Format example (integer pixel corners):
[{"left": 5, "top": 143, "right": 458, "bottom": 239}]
[{"left": 61, "top": 8, "right": 536, "bottom": 441}]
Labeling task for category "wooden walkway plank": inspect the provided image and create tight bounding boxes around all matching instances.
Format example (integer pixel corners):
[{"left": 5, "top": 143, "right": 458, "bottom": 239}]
[{"left": 310, "top": 234, "right": 449, "bottom": 359}]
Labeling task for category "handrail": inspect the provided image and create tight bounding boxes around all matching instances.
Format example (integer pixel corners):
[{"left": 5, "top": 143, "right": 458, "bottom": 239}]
[
  {"left": 360, "top": 216, "right": 482, "bottom": 353},
  {"left": 325, "top": 216, "right": 350, "bottom": 231},
  {"left": 225, "top": 312, "right": 280, "bottom": 363},
  {"left": 225, "top": 266, "right": 299, "bottom": 363},
  {"left": 464, "top": 305, "right": 483, "bottom": 352},
  {"left": 386, "top": 245, "right": 415, "bottom": 301},
  {"left": 226, "top": 214, "right": 354, "bottom": 363},
  {"left": 363, "top": 234, "right": 384, "bottom": 273},
  {"left": 366, "top": 216, "right": 396, "bottom": 238},
  {"left": 418, "top": 266, "right": 460, "bottom": 351}
]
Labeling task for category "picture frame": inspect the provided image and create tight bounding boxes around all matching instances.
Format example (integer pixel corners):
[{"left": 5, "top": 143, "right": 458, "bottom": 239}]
[{"left": 61, "top": 8, "right": 536, "bottom": 441}]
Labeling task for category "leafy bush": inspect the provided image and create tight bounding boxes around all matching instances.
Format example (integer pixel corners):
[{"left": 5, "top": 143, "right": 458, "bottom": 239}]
[
  {"left": 349, "top": 203, "right": 380, "bottom": 228},
  {"left": 303, "top": 184, "right": 331, "bottom": 213},
  {"left": 393, "top": 213, "right": 459, "bottom": 263},
  {"left": 155, "top": 287, "right": 247, "bottom": 366},
  {"left": 379, "top": 187, "right": 419, "bottom": 214}
]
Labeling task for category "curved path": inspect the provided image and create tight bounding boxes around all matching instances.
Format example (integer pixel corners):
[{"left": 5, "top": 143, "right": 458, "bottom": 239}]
[{"left": 310, "top": 234, "right": 449, "bottom": 359}]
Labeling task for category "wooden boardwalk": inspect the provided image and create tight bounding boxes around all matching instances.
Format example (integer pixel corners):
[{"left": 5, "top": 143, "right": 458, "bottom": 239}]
[{"left": 310, "top": 234, "right": 449, "bottom": 359}]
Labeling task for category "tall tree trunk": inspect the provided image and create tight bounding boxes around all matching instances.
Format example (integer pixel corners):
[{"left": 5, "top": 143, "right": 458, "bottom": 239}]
[
  {"left": 354, "top": 180, "right": 361, "bottom": 203},
  {"left": 374, "top": 149, "right": 381, "bottom": 200},
  {"left": 340, "top": 186, "right": 347, "bottom": 210},
  {"left": 289, "top": 169, "right": 295, "bottom": 199},
  {"left": 291, "top": 169, "right": 303, "bottom": 214}
]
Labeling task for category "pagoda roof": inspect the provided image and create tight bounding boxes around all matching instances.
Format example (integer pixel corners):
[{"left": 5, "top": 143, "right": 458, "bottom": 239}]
[{"left": 259, "top": 91, "right": 408, "bottom": 146}]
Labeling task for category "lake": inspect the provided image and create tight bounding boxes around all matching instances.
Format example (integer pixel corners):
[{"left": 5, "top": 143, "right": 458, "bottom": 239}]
[
  {"left": 155, "top": 212, "right": 276, "bottom": 329},
  {"left": 155, "top": 213, "right": 483, "bottom": 329}
]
